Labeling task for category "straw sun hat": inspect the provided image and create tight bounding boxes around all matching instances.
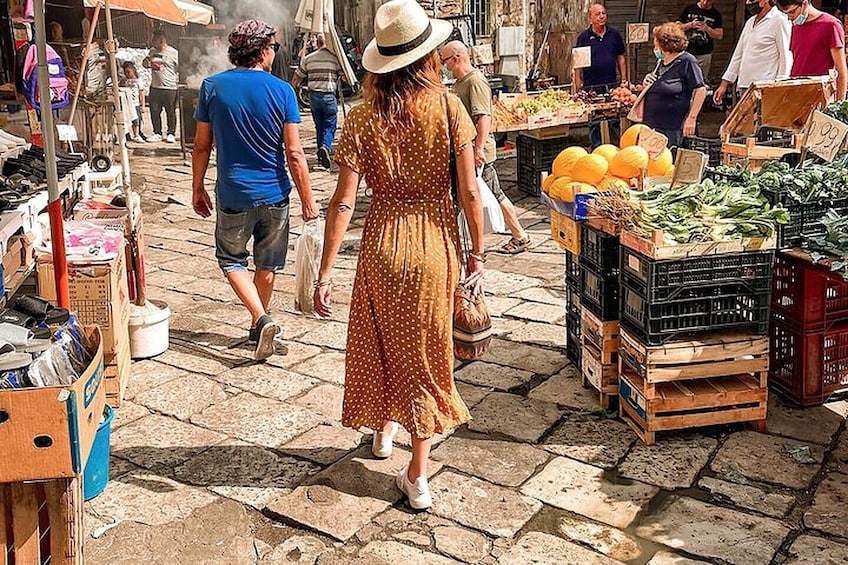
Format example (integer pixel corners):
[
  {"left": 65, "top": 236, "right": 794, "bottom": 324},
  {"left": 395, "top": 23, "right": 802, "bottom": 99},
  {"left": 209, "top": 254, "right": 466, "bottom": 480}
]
[{"left": 362, "top": 0, "right": 454, "bottom": 74}]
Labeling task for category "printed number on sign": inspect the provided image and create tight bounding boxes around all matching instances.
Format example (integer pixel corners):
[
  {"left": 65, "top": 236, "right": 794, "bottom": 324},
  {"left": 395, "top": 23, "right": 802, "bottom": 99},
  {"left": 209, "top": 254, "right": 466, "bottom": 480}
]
[
  {"left": 805, "top": 110, "right": 848, "bottom": 162},
  {"left": 627, "top": 23, "right": 650, "bottom": 45}
]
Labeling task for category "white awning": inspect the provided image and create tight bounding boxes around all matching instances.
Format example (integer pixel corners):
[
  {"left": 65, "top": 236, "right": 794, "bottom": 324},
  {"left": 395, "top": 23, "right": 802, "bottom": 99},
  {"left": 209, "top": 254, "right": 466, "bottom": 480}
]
[{"left": 173, "top": 0, "right": 214, "bottom": 25}]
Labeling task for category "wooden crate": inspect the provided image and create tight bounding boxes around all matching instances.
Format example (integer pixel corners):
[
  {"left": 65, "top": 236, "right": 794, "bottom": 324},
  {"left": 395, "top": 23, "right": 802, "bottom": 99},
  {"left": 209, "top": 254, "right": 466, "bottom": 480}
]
[
  {"left": 550, "top": 210, "right": 580, "bottom": 255},
  {"left": 0, "top": 478, "right": 84, "bottom": 565},
  {"left": 619, "top": 369, "right": 768, "bottom": 445},
  {"left": 581, "top": 309, "right": 619, "bottom": 364},
  {"left": 586, "top": 216, "right": 621, "bottom": 236},
  {"left": 581, "top": 342, "right": 618, "bottom": 410},
  {"left": 619, "top": 329, "right": 769, "bottom": 399},
  {"left": 620, "top": 229, "right": 775, "bottom": 260},
  {"left": 104, "top": 342, "right": 132, "bottom": 408}
]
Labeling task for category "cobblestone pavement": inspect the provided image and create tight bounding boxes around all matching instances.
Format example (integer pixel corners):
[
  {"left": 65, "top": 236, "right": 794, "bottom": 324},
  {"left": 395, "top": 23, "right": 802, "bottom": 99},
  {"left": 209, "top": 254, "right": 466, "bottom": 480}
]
[{"left": 85, "top": 110, "right": 848, "bottom": 564}]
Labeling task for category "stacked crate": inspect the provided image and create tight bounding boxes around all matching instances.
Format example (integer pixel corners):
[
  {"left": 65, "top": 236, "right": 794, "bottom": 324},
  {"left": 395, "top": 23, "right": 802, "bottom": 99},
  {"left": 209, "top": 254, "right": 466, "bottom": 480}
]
[
  {"left": 517, "top": 133, "right": 570, "bottom": 196},
  {"left": 769, "top": 250, "right": 848, "bottom": 406},
  {"left": 617, "top": 233, "right": 774, "bottom": 444},
  {"left": 579, "top": 222, "right": 621, "bottom": 409},
  {"left": 564, "top": 250, "right": 582, "bottom": 369}
]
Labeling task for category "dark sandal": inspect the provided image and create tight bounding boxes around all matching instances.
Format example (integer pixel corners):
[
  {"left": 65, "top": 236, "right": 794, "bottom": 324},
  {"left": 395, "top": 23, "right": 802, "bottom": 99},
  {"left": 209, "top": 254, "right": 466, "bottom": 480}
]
[
  {"left": 500, "top": 237, "right": 531, "bottom": 255},
  {"left": 11, "top": 295, "right": 69, "bottom": 324}
]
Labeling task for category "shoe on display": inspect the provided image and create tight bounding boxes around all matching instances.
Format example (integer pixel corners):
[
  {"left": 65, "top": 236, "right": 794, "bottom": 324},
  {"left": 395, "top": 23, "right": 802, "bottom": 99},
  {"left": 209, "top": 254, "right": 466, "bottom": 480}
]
[
  {"left": 166, "top": 134, "right": 176, "bottom": 143},
  {"left": 396, "top": 465, "right": 432, "bottom": 510},
  {"left": 147, "top": 134, "right": 162, "bottom": 142},
  {"left": 372, "top": 422, "right": 400, "bottom": 458},
  {"left": 0, "top": 130, "right": 26, "bottom": 146}
]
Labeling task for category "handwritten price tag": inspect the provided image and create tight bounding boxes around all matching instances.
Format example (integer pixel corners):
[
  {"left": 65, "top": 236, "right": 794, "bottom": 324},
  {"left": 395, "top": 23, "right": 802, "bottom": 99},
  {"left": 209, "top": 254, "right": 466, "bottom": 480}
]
[
  {"left": 671, "top": 148, "right": 707, "bottom": 186},
  {"left": 56, "top": 124, "right": 78, "bottom": 141},
  {"left": 638, "top": 128, "right": 668, "bottom": 160},
  {"left": 626, "top": 23, "right": 650, "bottom": 45},
  {"left": 804, "top": 110, "right": 848, "bottom": 162},
  {"left": 572, "top": 46, "right": 592, "bottom": 69}
]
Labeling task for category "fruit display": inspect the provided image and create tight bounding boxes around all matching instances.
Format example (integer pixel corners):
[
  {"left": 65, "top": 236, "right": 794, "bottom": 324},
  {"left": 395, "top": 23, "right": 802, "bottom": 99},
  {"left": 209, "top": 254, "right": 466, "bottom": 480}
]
[
  {"left": 610, "top": 81, "right": 643, "bottom": 105},
  {"left": 514, "top": 89, "right": 579, "bottom": 115},
  {"left": 493, "top": 98, "right": 524, "bottom": 128}
]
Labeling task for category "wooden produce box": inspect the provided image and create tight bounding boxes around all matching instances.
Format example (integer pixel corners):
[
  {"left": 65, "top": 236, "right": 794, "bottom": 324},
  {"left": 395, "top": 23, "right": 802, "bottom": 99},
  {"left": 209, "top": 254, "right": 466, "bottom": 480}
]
[
  {"left": 0, "top": 327, "right": 104, "bottom": 483},
  {"left": 0, "top": 478, "right": 84, "bottom": 565},
  {"left": 550, "top": 210, "right": 581, "bottom": 254},
  {"left": 581, "top": 309, "right": 619, "bottom": 365},
  {"left": 581, "top": 341, "right": 618, "bottom": 410},
  {"left": 104, "top": 339, "right": 132, "bottom": 407},
  {"left": 620, "top": 229, "right": 775, "bottom": 260},
  {"left": 586, "top": 216, "right": 622, "bottom": 236},
  {"left": 619, "top": 369, "right": 767, "bottom": 445}
]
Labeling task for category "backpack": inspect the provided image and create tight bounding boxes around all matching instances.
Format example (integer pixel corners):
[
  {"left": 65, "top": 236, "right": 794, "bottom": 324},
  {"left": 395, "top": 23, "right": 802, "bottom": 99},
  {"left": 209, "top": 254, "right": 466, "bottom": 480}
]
[{"left": 21, "top": 42, "right": 69, "bottom": 110}]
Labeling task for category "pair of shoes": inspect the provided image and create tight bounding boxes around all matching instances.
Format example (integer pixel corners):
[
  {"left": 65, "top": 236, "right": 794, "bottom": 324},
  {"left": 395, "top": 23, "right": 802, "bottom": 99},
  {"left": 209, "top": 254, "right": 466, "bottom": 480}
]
[
  {"left": 252, "top": 314, "right": 278, "bottom": 360},
  {"left": 317, "top": 146, "right": 332, "bottom": 170},
  {"left": 498, "top": 236, "right": 531, "bottom": 255},
  {"left": 396, "top": 465, "right": 432, "bottom": 510},
  {"left": 0, "top": 129, "right": 27, "bottom": 147},
  {"left": 371, "top": 422, "right": 400, "bottom": 458},
  {"left": 166, "top": 134, "right": 176, "bottom": 143},
  {"left": 132, "top": 136, "right": 146, "bottom": 143},
  {"left": 147, "top": 134, "right": 162, "bottom": 142}
]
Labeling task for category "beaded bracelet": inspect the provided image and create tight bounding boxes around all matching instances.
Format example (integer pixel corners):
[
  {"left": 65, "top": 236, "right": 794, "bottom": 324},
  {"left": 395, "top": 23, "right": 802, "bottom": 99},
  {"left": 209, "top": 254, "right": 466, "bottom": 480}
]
[{"left": 313, "top": 279, "right": 332, "bottom": 289}]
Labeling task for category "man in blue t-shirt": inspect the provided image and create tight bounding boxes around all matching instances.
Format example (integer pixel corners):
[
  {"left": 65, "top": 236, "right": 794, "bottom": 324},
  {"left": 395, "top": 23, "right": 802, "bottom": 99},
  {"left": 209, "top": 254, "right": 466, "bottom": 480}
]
[
  {"left": 574, "top": 3, "right": 627, "bottom": 147},
  {"left": 192, "top": 19, "right": 319, "bottom": 360}
]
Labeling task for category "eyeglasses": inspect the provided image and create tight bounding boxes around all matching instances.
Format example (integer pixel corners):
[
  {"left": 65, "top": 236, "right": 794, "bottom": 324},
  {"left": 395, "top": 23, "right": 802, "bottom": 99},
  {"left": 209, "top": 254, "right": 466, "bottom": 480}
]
[
  {"left": 269, "top": 42, "right": 281, "bottom": 53},
  {"left": 780, "top": 2, "right": 804, "bottom": 17},
  {"left": 441, "top": 53, "right": 457, "bottom": 64}
]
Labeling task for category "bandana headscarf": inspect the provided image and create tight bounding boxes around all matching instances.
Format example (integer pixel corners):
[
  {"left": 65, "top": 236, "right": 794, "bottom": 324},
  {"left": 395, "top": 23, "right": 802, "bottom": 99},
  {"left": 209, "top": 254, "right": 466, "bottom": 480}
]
[{"left": 228, "top": 20, "right": 276, "bottom": 51}]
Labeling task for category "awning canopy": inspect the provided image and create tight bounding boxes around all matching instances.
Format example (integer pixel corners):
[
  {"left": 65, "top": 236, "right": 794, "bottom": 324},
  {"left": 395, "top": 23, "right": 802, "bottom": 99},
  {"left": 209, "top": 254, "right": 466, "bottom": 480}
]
[
  {"left": 173, "top": 0, "right": 213, "bottom": 25},
  {"left": 83, "top": 0, "right": 187, "bottom": 25}
]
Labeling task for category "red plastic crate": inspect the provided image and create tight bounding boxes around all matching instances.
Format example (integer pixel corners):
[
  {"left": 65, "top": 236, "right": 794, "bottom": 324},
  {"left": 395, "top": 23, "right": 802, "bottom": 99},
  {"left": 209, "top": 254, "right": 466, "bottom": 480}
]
[
  {"left": 771, "top": 252, "right": 848, "bottom": 330},
  {"left": 769, "top": 314, "right": 848, "bottom": 406}
]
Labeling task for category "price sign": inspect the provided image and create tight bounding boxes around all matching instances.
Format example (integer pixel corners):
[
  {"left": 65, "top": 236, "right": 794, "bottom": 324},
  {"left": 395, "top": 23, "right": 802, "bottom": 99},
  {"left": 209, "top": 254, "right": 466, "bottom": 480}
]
[
  {"left": 671, "top": 148, "right": 707, "bottom": 186},
  {"left": 804, "top": 109, "right": 848, "bottom": 162},
  {"left": 56, "top": 124, "right": 78, "bottom": 141},
  {"left": 626, "top": 23, "right": 650, "bottom": 45},
  {"left": 572, "top": 46, "right": 592, "bottom": 69},
  {"left": 638, "top": 128, "right": 668, "bottom": 160}
]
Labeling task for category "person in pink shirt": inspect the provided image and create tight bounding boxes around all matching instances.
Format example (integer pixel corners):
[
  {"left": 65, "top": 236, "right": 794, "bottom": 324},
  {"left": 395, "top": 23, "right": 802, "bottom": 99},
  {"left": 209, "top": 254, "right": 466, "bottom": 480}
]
[{"left": 776, "top": 0, "right": 847, "bottom": 99}]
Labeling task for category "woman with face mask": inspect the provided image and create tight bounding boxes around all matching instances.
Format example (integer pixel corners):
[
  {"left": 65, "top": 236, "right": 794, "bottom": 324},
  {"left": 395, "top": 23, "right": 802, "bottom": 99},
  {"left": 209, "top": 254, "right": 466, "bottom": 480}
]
[
  {"left": 640, "top": 23, "right": 707, "bottom": 149},
  {"left": 712, "top": 0, "right": 792, "bottom": 106},
  {"left": 775, "top": 0, "right": 847, "bottom": 99}
]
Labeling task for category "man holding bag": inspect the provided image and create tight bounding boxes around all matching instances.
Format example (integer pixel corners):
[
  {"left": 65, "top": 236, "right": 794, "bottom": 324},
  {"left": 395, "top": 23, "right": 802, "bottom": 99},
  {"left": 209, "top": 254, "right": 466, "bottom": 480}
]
[{"left": 441, "top": 41, "right": 531, "bottom": 255}]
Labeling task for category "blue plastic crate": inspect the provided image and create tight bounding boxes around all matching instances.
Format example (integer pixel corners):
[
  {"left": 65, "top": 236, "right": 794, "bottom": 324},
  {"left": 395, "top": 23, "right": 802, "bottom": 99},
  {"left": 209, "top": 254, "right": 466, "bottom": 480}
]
[{"left": 540, "top": 192, "right": 607, "bottom": 220}]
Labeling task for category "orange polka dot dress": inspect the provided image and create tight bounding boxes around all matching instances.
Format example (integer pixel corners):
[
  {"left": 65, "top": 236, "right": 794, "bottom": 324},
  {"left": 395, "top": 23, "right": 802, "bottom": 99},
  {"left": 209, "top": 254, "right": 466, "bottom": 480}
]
[{"left": 334, "top": 91, "right": 475, "bottom": 439}]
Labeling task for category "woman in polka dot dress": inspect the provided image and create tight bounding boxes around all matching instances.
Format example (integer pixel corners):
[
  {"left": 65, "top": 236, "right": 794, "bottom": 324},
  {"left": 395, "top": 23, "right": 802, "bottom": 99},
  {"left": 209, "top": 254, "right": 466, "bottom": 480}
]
[{"left": 312, "top": 0, "right": 486, "bottom": 510}]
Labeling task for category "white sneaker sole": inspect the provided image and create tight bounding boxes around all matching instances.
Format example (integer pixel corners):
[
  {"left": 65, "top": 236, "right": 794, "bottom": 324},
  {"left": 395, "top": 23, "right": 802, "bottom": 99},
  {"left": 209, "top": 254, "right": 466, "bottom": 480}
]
[
  {"left": 396, "top": 472, "right": 431, "bottom": 510},
  {"left": 254, "top": 322, "right": 277, "bottom": 360}
]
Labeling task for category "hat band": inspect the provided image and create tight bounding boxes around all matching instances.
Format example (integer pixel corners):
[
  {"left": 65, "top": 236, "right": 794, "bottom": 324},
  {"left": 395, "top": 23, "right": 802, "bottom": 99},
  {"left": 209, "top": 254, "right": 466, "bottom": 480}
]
[{"left": 377, "top": 22, "right": 433, "bottom": 57}]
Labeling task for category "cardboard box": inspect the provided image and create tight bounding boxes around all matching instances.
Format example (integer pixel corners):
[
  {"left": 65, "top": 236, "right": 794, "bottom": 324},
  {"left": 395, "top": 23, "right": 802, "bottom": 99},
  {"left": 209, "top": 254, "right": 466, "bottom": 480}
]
[
  {"left": 37, "top": 245, "right": 131, "bottom": 358},
  {"left": 104, "top": 342, "right": 132, "bottom": 407},
  {"left": 2, "top": 236, "right": 23, "bottom": 287},
  {"left": 0, "top": 327, "right": 105, "bottom": 483}
]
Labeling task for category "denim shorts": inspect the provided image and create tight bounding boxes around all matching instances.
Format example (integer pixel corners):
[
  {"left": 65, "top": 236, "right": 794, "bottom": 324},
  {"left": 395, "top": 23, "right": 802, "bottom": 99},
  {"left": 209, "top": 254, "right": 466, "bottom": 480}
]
[
  {"left": 215, "top": 200, "right": 290, "bottom": 274},
  {"left": 481, "top": 162, "right": 506, "bottom": 202}
]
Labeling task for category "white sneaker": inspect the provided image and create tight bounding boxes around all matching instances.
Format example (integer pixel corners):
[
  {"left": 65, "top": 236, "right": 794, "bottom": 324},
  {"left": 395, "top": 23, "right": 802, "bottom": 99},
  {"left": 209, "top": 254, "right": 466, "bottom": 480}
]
[
  {"left": 147, "top": 134, "right": 162, "bottom": 142},
  {"left": 396, "top": 465, "right": 432, "bottom": 510},
  {"left": 132, "top": 136, "right": 146, "bottom": 143},
  {"left": 371, "top": 422, "right": 399, "bottom": 458},
  {"left": 166, "top": 134, "right": 176, "bottom": 143},
  {"left": 0, "top": 129, "right": 26, "bottom": 146}
]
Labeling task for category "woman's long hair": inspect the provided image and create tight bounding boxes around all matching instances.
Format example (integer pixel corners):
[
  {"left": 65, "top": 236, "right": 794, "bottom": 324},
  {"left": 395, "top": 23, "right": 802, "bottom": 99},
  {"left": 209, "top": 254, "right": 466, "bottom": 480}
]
[{"left": 364, "top": 51, "right": 445, "bottom": 134}]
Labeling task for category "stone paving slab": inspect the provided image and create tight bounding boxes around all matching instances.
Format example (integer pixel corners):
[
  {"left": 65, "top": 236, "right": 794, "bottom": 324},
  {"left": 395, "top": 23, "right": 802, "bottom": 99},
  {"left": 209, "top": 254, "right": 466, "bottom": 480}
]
[
  {"left": 635, "top": 496, "right": 790, "bottom": 564},
  {"left": 358, "top": 541, "right": 461, "bottom": 564},
  {"left": 258, "top": 535, "right": 330, "bottom": 565},
  {"left": 511, "top": 286, "right": 566, "bottom": 306},
  {"left": 785, "top": 535, "right": 848, "bottom": 564},
  {"left": 619, "top": 434, "right": 718, "bottom": 489},
  {"left": 125, "top": 361, "right": 190, "bottom": 401},
  {"left": 434, "top": 525, "right": 492, "bottom": 563},
  {"left": 646, "top": 551, "right": 712, "bottom": 564},
  {"left": 486, "top": 296, "right": 523, "bottom": 317},
  {"left": 710, "top": 431, "right": 824, "bottom": 490},
  {"left": 503, "top": 301, "right": 564, "bottom": 324},
  {"left": 527, "top": 366, "right": 600, "bottom": 411},
  {"left": 455, "top": 382, "right": 492, "bottom": 408},
  {"left": 431, "top": 435, "right": 550, "bottom": 487},
  {"left": 291, "top": 351, "right": 347, "bottom": 385},
  {"left": 520, "top": 456, "right": 659, "bottom": 529},
  {"left": 468, "top": 392, "right": 564, "bottom": 443},
  {"left": 430, "top": 470, "right": 542, "bottom": 537},
  {"left": 156, "top": 345, "right": 242, "bottom": 376},
  {"left": 454, "top": 361, "right": 534, "bottom": 391},
  {"left": 134, "top": 374, "right": 228, "bottom": 421},
  {"left": 543, "top": 415, "right": 636, "bottom": 469},
  {"left": 110, "top": 400, "right": 149, "bottom": 430},
  {"left": 556, "top": 514, "right": 647, "bottom": 562},
  {"left": 504, "top": 320, "right": 566, "bottom": 348},
  {"left": 804, "top": 472, "right": 848, "bottom": 538},
  {"left": 279, "top": 424, "right": 364, "bottom": 465},
  {"left": 697, "top": 477, "right": 795, "bottom": 519},
  {"left": 291, "top": 384, "right": 345, "bottom": 421},
  {"left": 765, "top": 396, "right": 847, "bottom": 446},
  {"left": 480, "top": 338, "right": 569, "bottom": 376},
  {"left": 211, "top": 365, "right": 317, "bottom": 402},
  {"left": 497, "top": 531, "right": 626, "bottom": 564},
  {"left": 298, "top": 320, "right": 349, "bottom": 350}
]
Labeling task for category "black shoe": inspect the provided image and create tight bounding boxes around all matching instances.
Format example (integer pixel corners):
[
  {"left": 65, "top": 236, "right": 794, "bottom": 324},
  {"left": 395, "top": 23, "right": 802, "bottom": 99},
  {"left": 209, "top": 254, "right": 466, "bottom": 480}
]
[
  {"left": 253, "top": 315, "right": 278, "bottom": 360},
  {"left": 317, "top": 146, "right": 332, "bottom": 170}
]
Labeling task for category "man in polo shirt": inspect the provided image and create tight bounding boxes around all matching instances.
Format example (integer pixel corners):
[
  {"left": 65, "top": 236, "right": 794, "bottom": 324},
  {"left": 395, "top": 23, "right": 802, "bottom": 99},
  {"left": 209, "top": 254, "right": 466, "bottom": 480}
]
[
  {"left": 292, "top": 33, "right": 342, "bottom": 171},
  {"left": 574, "top": 3, "right": 626, "bottom": 147}
]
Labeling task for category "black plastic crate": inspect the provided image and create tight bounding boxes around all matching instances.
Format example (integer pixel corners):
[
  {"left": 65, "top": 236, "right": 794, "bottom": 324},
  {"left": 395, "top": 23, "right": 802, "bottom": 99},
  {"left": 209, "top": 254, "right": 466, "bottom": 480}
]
[
  {"left": 581, "top": 263, "right": 619, "bottom": 321},
  {"left": 763, "top": 190, "right": 848, "bottom": 249},
  {"left": 682, "top": 136, "right": 722, "bottom": 166},
  {"left": 620, "top": 247, "right": 774, "bottom": 302},
  {"left": 580, "top": 225, "right": 620, "bottom": 276},
  {"left": 620, "top": 284, "right": 771, "bottom": 345},
  {"left": 565, "top": 286, "right": 581, "bottom": 321},
  {"left": 518, "top": 163, "right": 545, "bottom": 196},
  {"left": 565, "top": 251, "right": 582, "bottom": 291},
  {"left": 517, "top": 134, "right": 570, "bottom": 170},
  {"left": 566, "top": 323, "right": 582, "bottom": 367}
]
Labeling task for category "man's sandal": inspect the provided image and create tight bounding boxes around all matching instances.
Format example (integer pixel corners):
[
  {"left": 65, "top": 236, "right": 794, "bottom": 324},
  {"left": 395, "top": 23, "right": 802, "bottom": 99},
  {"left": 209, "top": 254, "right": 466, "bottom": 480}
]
[{"left": 499, "top": 237, "right": 531, "bottom": 255}]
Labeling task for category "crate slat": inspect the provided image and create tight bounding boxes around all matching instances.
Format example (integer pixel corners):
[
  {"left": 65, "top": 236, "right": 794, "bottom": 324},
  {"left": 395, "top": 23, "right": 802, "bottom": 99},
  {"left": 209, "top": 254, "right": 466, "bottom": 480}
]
[
  {"left": 0, "top": 484, "right": 8, "bottom": 565},
  {"left": 10, "top": 483, "right": 40, "bottom": 564}
]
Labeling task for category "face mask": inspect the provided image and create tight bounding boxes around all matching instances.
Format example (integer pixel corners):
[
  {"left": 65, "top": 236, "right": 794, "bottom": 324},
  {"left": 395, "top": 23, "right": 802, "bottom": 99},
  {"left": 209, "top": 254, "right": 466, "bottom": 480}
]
[
  {"left": 746, "top": 2, "right": 760, "bottom": 16},
  {"left": 654, "top": 49, "right": 664, "bottom": 60},
  {"left": 792, "top": 10, "right": 808, "bottom": 25}
]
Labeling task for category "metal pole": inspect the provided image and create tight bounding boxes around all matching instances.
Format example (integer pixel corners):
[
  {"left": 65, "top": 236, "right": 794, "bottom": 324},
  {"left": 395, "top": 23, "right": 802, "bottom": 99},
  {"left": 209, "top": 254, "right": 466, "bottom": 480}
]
[
  {"left": 34, "top": 0, "right": 70, "bottom": 308},
  {"left": 67, "top": 2, "right": 101, "bottom": 127}
]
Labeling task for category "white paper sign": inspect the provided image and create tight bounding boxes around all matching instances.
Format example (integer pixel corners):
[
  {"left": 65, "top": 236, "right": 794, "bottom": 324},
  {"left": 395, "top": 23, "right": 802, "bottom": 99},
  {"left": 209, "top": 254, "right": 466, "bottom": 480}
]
[
  {"left": 56, "top": 124, "right": 78, "bottom": 141},
  {"left": 804, "top": 109, "right": 848, "bottom": 162},
  {"left": 572, "top": 46, "right": 592, "bottom": 69},
  {"left": 627, "top": 23, "right": 650, "bottom": 45},
  {"left": 671, "top": 149, "right": 707, "bottom": 186},
  {"left": 638, "top": 129, "right": 668, "bottom": 159}
]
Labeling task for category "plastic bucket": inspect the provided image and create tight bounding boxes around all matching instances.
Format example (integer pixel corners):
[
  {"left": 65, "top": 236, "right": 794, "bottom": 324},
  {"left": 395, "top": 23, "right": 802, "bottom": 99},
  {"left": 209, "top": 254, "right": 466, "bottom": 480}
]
[
  {"left": 83, "top": 404, "right": 114, "bottom": 501},
  {"left": 128, "top": 299, "right": 171, "bottom": 359}
]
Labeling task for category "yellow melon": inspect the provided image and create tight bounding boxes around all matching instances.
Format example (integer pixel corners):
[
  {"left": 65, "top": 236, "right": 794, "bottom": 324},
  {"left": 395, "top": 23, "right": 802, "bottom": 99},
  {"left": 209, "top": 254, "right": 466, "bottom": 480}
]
[
  {"left": 598, "top": 176, "right": 630, "bottom": 192},
  {"left": 662, "top": 164, "right": 675, "bottom": 177},
  {"left": 571, "top": 154, "right": 609, "bottom": 185},
  {"left": 552, "top": 146, "right": 588, "bottom": 178},
  {"left": 647, "top": 147, "right": 674, "bottom": 177},
  {"left": 576, "top": 182, "right": 598, "bottom": 194},
  {"left": 549, "top": 177, "right": 576, "bottom": 201},
  {"left": 541, "top": 173, "right": 558, "bottom": 194},
  {"left": 620, "top": 124, "right": 650, "bottom": 148},
  {"left": 609, "top": 146, "right": 650, "bottom": 179},
  {"left": 592, "top": 144, "right": 619, "bottom": 162}
]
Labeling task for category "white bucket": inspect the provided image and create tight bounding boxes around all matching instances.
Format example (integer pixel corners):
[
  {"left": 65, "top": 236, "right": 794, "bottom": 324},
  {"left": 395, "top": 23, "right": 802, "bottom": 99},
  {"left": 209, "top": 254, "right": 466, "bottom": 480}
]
[{"left": 128, "top": 300, "right": 171, "bottom": 359}]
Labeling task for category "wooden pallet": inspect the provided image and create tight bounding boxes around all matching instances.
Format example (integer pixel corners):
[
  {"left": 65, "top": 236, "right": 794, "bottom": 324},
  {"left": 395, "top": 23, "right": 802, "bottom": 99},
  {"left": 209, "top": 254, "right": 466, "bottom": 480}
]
[
  {"left": 581, "top": 342, "right": 619, "bottom": 410},
  {"left": 619, "top": 368, "right": 767, "bottom": 445},
  {"left": 0, "top": 478, "right": 84, "bottom": 565},
  {"left": 581, "top": 309, "right": 619, "bottom": 364},
  {"left": 619, "top": 328, "right": 768, "bottom": 397}
]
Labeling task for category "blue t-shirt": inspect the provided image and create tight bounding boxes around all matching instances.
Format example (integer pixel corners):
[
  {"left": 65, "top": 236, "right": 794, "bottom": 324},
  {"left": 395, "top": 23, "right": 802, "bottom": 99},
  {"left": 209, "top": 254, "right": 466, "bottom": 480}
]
[
  {"left": 643, "top": 52, "right": 705, "bottom": 131},
  {"left": 194, "top": 69, "right": 301, "bottom": 209},
  {"left": 575, "top": 26, "right": 626, "bottom": 89}
]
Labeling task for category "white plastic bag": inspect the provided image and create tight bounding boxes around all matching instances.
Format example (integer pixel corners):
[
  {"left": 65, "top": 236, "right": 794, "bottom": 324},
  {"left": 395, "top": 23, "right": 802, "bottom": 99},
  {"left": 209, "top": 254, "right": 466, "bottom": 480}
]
[
  {"left": 294, "top": 218, "right": 324, "bottom": 315},
  {"left": 460, "top": 172, "right": 506, "bottom": 238}
]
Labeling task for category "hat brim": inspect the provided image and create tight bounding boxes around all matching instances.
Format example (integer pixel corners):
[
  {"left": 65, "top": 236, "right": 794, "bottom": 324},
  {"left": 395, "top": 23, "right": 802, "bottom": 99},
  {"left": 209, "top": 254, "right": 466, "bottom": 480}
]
[{"left": 362, "top": 19, "right": 454, "bottom": 75}]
